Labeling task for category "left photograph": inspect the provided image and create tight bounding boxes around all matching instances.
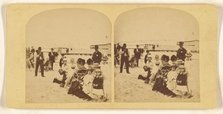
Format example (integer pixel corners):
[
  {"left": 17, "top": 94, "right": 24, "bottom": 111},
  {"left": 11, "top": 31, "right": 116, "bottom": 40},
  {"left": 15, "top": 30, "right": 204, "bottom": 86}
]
[{"left": 25, "top": 8, "right": 112, "bottom": 103}]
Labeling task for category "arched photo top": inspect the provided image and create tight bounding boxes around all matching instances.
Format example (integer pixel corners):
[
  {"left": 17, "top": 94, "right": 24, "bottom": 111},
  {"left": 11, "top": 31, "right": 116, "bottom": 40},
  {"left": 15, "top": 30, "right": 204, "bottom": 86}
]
[
  {"left": 26, "top": 8, "right": 111, "bottom": 49},
  {"left": 114, "top": 7, "right": 199, "bottom": 44}
]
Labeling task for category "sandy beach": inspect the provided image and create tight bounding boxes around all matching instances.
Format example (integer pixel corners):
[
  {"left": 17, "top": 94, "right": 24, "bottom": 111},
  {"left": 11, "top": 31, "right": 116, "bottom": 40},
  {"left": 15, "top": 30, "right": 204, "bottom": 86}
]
[
  {"left": 115, "top": 53, "right": 200, "bottom": 102},
  {"left": 26, "top": 60, "right": 111, "bottom": 103}
]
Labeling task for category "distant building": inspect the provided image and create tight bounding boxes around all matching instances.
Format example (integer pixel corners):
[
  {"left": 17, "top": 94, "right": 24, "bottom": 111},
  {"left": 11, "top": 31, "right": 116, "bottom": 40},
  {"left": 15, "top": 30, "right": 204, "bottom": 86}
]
[{"left": 177, "top": 40, "right": 199, "bottom": 53}]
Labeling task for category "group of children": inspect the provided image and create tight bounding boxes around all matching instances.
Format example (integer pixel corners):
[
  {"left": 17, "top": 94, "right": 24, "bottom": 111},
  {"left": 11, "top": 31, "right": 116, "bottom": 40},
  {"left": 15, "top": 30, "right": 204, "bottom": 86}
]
[
  {"left": 53, "top": 56, "right": 108, "bottom": 102},
  {"left": 138, "top": 50, "right": 192, "bottom": 98}
]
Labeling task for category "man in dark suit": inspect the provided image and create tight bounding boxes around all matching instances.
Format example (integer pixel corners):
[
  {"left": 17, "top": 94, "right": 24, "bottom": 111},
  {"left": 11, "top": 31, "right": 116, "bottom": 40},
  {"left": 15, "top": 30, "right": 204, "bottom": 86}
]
[
  {"left": 120, "top": 43, "right": 130, "bottom": 74},
  {"left": 92, "top": 45, "right": 102, "bottom": 64},
  {"left": 177, "top": 42, "right": 187, "bottom": 61},
  {"left": 134, "top": 45, "right": 141, "bottom": 67},
  {"left": 35, "top": 47, "right": 45, "bottom": 77},
  {"left": 48, "top": 48, "right": 56, "bottom": 70}
]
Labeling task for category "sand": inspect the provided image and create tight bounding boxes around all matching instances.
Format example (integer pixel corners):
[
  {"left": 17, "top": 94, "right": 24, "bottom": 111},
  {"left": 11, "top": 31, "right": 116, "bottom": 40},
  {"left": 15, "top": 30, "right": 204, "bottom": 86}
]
[
  {"left": 26, "top": 61, "right": 111, "bottom": 103},
  {"left": 115, "top": 53, "right": 200, "bottom": 102}
]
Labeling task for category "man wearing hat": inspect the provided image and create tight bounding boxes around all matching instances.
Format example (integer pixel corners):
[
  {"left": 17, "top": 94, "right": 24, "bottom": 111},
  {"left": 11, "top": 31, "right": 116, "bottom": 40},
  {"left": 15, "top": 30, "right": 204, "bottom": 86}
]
[
  {"left": 35, "top": 47, "right": 45, "bottom": 77},
  {"left": 177, "top": 42, "right": 187, "bottom": 61},
  {"left": 134, "top": 45, "right": 141, "bottom": 67},
  {"left": 92, "top": 45, "right": 102, "bottom": 64},
  {"left": 48, "top": 48, "right": 56, "bottom": 70}
]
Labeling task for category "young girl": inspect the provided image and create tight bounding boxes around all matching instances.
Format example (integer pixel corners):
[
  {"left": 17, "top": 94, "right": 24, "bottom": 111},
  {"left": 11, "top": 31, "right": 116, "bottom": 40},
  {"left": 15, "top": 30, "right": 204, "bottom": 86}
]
[
  {"left": 166, "top": 65, "right": 178, "bottom": 91},
  {"left": 152, "top": 55, "right": 177, "bottom": 97},
  {"left": 91, "top": 67, "right": 107, "bottom": 102},
  {"left": 82, "top": 59, "right": 94, "bottom": 95},
  {"left": 175, "top": 65, "right": 192, "bottom": 98}
]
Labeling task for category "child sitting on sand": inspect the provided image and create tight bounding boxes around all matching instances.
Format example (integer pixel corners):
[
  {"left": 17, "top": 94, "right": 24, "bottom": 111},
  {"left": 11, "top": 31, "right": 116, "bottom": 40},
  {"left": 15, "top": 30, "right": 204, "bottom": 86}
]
[
  {"left": 91, "top": 65, "right": 108, "bottom": 102},
  {"left": 138, "top": 53, "right": 153, "bottom": 84},
  {"left": 175, "top": 65, "right": 192, "bottom": 98},
  {"left": 53, "top": 58, "right": 69, "bottom": 87},
  {"left": 149, "top": 55, "right": 160, "bottom": 84},
  {"left": 166, "top": 64, "right": 178, "bottom": 91}
]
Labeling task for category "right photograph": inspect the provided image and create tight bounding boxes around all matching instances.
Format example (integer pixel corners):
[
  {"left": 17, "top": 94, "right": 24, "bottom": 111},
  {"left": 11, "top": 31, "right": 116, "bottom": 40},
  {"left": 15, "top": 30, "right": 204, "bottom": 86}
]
[{"left": 114, "top": 7, "right": 200, "bottom": 102}]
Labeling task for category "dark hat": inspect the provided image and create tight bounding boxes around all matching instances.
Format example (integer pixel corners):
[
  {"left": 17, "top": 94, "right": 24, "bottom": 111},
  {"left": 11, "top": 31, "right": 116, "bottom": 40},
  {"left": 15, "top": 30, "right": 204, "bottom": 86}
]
[
  {"left": 146, "top": 50, "right": 150, "bottom": 53},
  {"left": 161, "top": 55, "right": 169, "bottom": 62},
  {"left": 179, "top": 42, "right": 184, "bottom": 45},
  {"left": 95, "top": 45, "right": 99, "bottom": 49},
  {"left": 87, "top": 58, "right": 93, "bottom": 65},
  {"left": 171, "top": 55, "right": 177, "bottom": 61},
  {"left": 38, "top": 47, "right": 42, "bottom": 50}
]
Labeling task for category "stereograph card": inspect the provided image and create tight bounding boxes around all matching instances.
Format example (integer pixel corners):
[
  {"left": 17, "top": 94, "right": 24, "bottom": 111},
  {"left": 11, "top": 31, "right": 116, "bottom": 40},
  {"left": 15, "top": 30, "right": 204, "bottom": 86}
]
[{"left": 5, "top": 4, "right": 218, "bottom": 109}]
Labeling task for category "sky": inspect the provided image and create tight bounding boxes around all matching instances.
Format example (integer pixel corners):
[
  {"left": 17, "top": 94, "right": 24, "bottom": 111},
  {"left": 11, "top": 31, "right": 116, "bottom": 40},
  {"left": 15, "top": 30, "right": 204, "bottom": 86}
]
[
  {"left": 26, "top": 8, "right": 111, "bottom": 49},
  {"left": 114, "top": 7, "right": 199, "bottom": 46}
]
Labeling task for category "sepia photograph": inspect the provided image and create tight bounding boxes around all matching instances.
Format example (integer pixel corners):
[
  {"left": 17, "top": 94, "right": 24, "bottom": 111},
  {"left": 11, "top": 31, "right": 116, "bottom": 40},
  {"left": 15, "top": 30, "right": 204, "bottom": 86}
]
[
  {"left": 5, "top": 4, "right": 218, "bottom": 109},
  {"left": 114, "top": 7, "right": 200, "bottom": 102},
  {"left": 25, "top": 8, "right": 112, "bottom": 103}
]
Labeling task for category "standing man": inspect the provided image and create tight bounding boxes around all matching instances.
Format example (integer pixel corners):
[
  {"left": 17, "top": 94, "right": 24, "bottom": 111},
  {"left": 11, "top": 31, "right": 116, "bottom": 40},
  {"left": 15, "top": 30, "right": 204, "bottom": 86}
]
[
  {"left": 92, "top": 45, "right": 102, "bottom": 64},
  {"left": 35, "top": 47, "right": 45, "bottom": 77},
  {"left": 120, "top": 43, "right": 130, "bottom": 74},
  {"left": 177, "top": 42, "right": 187, "bottom": 61},
  {"left": 134, "top": 45, "right": 141, "bottom": 67},
  {"left": 48, "top": 48, "right": 56, "bottom": 70}
]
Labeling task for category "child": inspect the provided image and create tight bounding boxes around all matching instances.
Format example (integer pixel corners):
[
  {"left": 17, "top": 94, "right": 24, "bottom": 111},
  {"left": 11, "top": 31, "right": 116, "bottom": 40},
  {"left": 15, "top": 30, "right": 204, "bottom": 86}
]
[
  {"left": 166, "top": 65, "right": 178, "bottom": 91},
  {"left": 70, "top": 58, "right": 76, "bottom": 69},
  {"left": 91, "top": 67, "right": 107, "bottom": 102},
  {"left": 170, "top": 55, "right": 177, "bottom": 66},
  {"left": 175, "top": 65, "right": 192, "bottom": 98},
  {"left": 53, "top": 58, "right": 69, "bottom": 87},
  {"left": 138, "top": 54, "right": 153, "bottom": 84},
  {"left": 154, "top": 55, "right": 160, "bottom": 65}
]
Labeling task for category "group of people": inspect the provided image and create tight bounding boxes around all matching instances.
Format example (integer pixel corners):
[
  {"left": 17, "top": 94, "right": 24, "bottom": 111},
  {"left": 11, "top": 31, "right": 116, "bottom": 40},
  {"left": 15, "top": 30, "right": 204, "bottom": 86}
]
[
  {"left": 26, "top": 47, "right": 58, "bottom": 77},
  {"left": 115, "top": 42, "right": 192, "bottom": 98},
  {"left": 53, "top": 57, "right": 107, "bottom": 102},
  {"left": 26, "top": 45, "right": 107, "bottom": 102},
  {"left": 114, "top": 43, "right": 145, "bottom": 74},
  {"left": 137, "top": 42, "right": 192, "bottom": 98}
]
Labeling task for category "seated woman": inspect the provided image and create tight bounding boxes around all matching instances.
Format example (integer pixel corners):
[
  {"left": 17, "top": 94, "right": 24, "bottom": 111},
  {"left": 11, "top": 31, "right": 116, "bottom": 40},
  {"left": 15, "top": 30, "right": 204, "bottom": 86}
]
[
  {"left": 66, "top": 58, "right": 93, "bottom": 101},
  {"left": 82, "top": 59, "right": 94, "bottom": 94},
  {"left": 152, "top": 55, "right": 177, "bottom": 97}
]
